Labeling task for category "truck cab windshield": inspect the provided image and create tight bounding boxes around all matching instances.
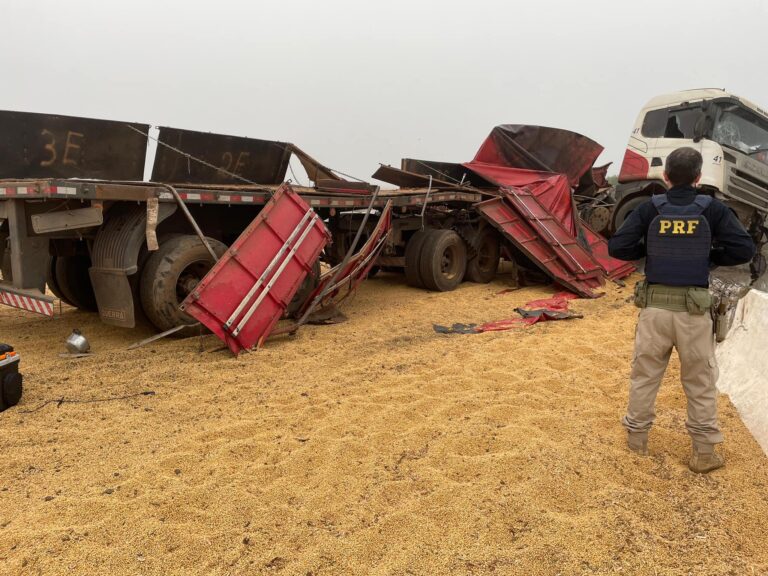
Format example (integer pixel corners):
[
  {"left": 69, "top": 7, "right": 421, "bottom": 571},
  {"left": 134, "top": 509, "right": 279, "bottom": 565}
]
[{"left": 712, "top": 103, "right": 768, "bottom": 164}]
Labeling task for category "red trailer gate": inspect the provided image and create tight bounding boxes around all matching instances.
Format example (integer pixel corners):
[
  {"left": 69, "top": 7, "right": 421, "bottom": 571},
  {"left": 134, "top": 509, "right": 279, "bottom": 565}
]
[{"left": 180, "top": 184, "right": 330, "bottom": 355}]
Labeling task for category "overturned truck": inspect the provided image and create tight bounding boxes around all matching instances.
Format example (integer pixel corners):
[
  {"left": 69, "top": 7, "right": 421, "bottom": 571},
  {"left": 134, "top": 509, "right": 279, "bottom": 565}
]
[
  {"left": 371, "top": 124, "right": 634, "bottom": 295},
  {"left": 0, "top": 111, "right": 632, "bottom": 335},
  {"left": 0, "top": 110, "right": 384, "bottom": 331}
]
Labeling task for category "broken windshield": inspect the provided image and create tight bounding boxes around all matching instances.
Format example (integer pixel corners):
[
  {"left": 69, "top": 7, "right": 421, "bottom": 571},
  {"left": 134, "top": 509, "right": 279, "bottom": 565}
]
[{"left": 712, "top": 103, "right": 768, "bottom": 163}]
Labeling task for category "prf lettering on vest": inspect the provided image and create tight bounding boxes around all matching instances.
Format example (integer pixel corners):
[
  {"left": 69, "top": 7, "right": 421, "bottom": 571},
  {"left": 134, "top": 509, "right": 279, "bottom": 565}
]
[{"left": 658, "top": 220, "right": 699, "bottom": 234}]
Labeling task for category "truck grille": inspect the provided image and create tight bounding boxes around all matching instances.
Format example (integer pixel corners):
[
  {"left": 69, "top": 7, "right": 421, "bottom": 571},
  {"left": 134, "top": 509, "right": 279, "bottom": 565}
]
[{"left": 727, "top": 169, "right": 768, "bottom": 211}]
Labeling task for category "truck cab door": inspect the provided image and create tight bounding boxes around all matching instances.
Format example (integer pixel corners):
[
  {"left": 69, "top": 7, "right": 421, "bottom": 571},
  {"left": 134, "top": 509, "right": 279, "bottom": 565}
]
[{"left": 647, "top": 104, "right": 707, "bottom": 181}]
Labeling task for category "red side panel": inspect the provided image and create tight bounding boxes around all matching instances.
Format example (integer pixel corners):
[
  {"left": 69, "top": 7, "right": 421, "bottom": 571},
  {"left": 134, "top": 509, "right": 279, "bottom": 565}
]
[
  {"left": 181, "top": 184, "right": 330, "bottom": 355},
  {"left": 475, "top": 195, "right": 602, "bottom": 298},
  {"left": 580, "top": 222, "right": 636, "bottom": 280},
  {"left": 464, "top": 162, "right": 576, "bottom": 236},
  {"left": 618, "top": 148, "right": 650, "bottom": 183},
  {"left": 499, "top": 188, "right": 602, "bottom": 281}
]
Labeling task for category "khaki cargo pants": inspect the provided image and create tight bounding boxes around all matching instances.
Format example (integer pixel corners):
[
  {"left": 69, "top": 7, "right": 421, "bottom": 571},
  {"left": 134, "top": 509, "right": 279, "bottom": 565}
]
[{"left": 622, "top": 306, "right": 723, "bottom": 444}]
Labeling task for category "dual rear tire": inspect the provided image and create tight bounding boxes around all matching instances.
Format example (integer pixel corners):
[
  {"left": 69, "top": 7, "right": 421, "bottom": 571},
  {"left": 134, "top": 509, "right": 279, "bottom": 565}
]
[
  {"left": 45, "top": 233, "right": 318, "bottom": 334},
  {"left": 405, "top": 228, "right": 500, "bottom": 291},
  {"left": 465, "top": 227, "right": 501, "bottom": 284},
  {"left": 46, "top": 254, "right": 98, "bottom": 311}
]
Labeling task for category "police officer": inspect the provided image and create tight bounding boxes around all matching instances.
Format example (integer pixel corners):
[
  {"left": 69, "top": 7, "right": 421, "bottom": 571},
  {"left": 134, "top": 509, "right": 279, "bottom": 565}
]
[{"left": 608, "top": 147, "right": 755, "bottom": 473}]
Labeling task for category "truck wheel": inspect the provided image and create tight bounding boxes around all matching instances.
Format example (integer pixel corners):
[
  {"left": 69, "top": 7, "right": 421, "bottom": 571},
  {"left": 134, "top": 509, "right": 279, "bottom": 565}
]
[
  {"left": 419, "top": 229, "right": 467, "bottom": 292},
  {"left": 465, "top": 228, "right": 500, "bottom": 283},
  {"left": 404, "top": 230, "right": 429, "bottom": 288},
  {"left": 55, "top": 255, "right": 98, "bottom": 311},
  {"left": 611, "top": 195, "right": 650, "bottom": 233},
  {"left": 46, "top": 256, "right": 74, "bottom": 306},
  {"left": 286, "top": 260, "right": 321, "bottom": 318},
  {"left": 140, "top": 235, "right": 227, "bottom": 333}
]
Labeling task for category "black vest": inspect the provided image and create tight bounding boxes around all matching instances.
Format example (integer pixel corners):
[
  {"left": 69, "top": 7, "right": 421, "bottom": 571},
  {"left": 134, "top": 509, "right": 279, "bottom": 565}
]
[{"left": 645, "top": 194, "right": 712, "bottom": 286}]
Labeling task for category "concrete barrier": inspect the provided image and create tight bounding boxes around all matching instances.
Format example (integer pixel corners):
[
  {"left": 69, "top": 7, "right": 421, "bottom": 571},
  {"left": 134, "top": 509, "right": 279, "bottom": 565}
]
[{"left": 716, "top": 289, "right": 768, "bottom": 454}]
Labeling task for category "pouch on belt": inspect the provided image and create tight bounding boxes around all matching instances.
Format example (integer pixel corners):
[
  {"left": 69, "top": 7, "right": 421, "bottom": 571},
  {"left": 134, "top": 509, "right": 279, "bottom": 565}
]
[{"left": 686, "top": 288, "right": 712, "bottom": 315}]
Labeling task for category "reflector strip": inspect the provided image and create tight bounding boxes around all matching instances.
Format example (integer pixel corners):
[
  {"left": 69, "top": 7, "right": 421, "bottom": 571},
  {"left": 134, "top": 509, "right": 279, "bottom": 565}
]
[{"left": 0, "top": 290, "right": 55, "bottom": 316}]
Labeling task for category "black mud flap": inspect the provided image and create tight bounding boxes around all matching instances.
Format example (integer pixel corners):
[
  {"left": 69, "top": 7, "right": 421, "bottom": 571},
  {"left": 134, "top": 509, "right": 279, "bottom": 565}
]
[{"left": 89, "top": 268, "right": 137, "bottom": 328}]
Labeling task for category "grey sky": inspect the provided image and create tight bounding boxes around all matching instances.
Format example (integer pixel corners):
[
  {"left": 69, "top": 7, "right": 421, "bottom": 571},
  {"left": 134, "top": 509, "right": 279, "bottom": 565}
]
[{"left": 3, "top": 0, "right": 768, "bottom": 185}]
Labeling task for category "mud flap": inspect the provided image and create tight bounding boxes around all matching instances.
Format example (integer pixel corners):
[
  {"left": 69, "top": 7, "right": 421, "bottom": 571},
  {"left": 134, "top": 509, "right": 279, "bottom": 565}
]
[
  {"left": 89, "top": 269, "right": 137, "bottom": 327},
  {"left": 89, "top": 202, "right": 177, "bottom": 327}
]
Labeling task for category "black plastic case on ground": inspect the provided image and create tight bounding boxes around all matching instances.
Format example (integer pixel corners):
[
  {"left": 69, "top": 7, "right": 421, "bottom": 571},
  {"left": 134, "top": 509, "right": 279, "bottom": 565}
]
[{"left": 0, "top": 344, "right": 22, "bottom": 411}]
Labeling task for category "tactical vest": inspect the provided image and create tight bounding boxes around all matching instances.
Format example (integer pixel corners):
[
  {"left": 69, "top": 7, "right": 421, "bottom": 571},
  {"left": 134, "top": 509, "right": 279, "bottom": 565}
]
[{"left": 645, "top": 194, "right": 712, "bottom": 286}]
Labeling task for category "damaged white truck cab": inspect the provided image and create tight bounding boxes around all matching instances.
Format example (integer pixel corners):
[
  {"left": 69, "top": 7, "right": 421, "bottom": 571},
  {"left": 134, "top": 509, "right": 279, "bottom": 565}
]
[{"left": 613, "top": 88, "right": 768, "bottom": 277}]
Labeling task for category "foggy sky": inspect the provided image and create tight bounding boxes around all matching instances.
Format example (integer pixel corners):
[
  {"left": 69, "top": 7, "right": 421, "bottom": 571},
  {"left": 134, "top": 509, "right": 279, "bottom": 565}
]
[{"left": 3, "top": 0, "right": 768, "bottom": 185}]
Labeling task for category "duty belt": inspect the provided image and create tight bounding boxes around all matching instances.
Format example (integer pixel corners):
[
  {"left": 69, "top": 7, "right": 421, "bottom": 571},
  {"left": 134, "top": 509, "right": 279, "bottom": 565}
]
[
  {"left": 633, "top": 281, "right": 712, "bottom": 314},
  {"left": 647, "top": 284, "right": 691, "bottom": 312}
]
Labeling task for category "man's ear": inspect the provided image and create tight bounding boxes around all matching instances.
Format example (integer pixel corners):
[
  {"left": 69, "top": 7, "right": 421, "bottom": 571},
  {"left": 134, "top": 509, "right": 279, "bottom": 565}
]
[
  {"left": 663, "top": 171, "right": 671, "bottom": 186},
  {"left": 693, "top": 173, "right": 702, "bottom": 186}
]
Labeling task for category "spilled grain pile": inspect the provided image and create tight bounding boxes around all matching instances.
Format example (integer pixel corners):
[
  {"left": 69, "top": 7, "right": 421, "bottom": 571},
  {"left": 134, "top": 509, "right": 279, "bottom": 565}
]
[{"left": 1, "top": 273, "right": 767, "bottom": 575}]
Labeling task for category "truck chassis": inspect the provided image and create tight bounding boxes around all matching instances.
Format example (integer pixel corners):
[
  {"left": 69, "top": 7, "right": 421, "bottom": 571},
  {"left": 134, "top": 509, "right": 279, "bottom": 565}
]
[{"left": 0, "top": 177, "right": 489, "bottom": 331}]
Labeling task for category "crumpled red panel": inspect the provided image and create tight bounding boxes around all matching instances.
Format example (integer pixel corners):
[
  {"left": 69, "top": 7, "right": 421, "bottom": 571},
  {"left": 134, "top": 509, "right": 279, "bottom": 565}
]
[
  {"left": 476, "top": 291, "right": 581, "bottom": 332},
  {"left": 464, "top": 162, "right": 577, "bottom": 236},
  {"left": 522, "top": 291, "right": 579, "bottom": 311},
  {"left": 471, "top": 125, "right": 603, "bottom": 187}
]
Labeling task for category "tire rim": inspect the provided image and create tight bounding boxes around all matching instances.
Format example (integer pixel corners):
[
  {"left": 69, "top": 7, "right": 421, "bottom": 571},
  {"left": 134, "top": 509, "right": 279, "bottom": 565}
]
[
  {"left": 175, "top": 259, "right": 213, "bottom": 302},
  {"left": 441, "top": 245, "right": 462, "bottom": 280}
]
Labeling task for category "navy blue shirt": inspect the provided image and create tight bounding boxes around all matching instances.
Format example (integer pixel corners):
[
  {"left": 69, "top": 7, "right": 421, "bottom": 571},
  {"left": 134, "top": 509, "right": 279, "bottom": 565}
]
[{"left": 608, "top": 185, "right": 755, "bottom": 267}]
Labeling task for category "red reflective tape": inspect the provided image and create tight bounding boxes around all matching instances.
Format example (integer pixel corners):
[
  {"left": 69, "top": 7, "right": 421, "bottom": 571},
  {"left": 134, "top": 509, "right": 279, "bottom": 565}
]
[
  {"left": 0, "top": 290, "right": 55, "bottom": 316},
  {"left": 30, "top": 297, "right": 42, "bottom": 314}
]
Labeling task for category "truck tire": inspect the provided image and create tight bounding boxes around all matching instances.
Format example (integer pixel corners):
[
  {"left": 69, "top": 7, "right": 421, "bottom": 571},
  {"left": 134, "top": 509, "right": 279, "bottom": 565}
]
[
  {"left": 140, "top": 235, "right": 227, "bottom": 333},
  {"left": 55, "top": 255, "right": 98, "bottom": 311},
  {"left": 46, "top": 256, "right": 74, "bottom": 306},
  {"left": 419, "top": 229, "right": 467, "bottom": 292},
  {"left": 465, "top": 228, "right": 500, "bottom": 283},
  {"left": 404, "top": 230, "right": 429, "bottom": 288},
  {"left": 611, "top": 194, "right": 650, "bottom": 233}
]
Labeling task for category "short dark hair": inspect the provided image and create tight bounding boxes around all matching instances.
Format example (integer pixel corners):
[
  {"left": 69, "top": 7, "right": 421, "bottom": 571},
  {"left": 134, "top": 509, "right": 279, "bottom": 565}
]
[{"left": 665, "top": 147, "right": 703, "bottom": 186}]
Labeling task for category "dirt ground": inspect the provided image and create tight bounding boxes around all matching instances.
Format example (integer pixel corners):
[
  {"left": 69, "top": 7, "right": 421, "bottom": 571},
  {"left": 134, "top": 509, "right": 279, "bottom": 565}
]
[{"left": 1, "top": 271, "right": 767, "bottom": 576}]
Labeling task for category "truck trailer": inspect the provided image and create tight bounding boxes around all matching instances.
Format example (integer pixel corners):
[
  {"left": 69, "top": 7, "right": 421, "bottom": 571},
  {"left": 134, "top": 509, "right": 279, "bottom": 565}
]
[
  {"left": 0, "top": 110, "right": 500, "bottom": 332},
  {"left": 0, "top": 112, "right": 630, "bottom": 334}
]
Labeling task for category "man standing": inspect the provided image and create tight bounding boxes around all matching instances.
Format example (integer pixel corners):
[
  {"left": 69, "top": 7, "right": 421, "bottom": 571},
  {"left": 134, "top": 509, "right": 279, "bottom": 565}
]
[{"left": 608, "top": 147, "right": 755, "bottom": 473}]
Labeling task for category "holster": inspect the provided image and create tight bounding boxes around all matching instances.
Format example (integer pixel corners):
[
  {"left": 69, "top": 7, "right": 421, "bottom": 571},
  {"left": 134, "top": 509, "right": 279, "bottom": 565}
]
[{"left": 713, "top": 301, "right": 729, "bottom": 341}]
